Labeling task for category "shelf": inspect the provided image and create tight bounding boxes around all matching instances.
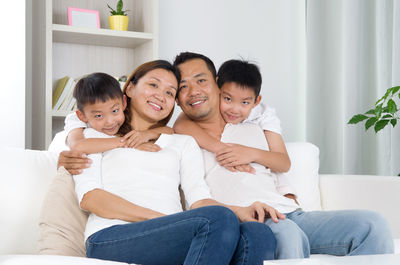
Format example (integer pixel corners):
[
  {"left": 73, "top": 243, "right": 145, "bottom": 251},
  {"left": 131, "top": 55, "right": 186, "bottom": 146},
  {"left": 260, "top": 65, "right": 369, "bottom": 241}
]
[
  {"left": 52, "top": 110, "right": 73, "bottom": 118},
  {"left": 52, "top": 24, "right": 154, "bottom": 48}
]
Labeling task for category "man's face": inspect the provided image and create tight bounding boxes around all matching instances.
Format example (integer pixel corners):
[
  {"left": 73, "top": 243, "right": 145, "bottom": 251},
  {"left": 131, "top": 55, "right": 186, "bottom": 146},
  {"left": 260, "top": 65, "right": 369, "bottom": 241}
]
[{"left": 176, "top": 59, "right": 220, "bottom": 121}]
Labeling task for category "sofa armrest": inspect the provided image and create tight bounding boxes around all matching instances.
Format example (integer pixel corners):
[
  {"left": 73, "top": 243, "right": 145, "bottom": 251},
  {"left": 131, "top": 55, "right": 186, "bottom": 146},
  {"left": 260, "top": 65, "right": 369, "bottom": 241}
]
[{"left": 319, "top": 174, "right": 400, "bottom": 238}]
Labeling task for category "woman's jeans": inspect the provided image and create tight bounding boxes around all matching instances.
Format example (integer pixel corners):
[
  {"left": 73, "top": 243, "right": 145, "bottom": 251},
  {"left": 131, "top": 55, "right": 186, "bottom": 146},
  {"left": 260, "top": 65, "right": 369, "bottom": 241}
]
[
  {"left": 265, "top": 209, "right": 394, "bottom": 259},
  {"left": 86, "top": 206, "right": 276, "bottom": 265}
]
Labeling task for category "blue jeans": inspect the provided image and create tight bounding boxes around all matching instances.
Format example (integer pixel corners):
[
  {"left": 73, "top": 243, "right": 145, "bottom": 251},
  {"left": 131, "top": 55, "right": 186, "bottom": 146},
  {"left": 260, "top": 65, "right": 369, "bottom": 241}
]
[
  {"left": 86, "top": 206, "right": 276, "bottom": 265},
  {"left": 265, "top": 209, "right": 394, "bottom": 259}
]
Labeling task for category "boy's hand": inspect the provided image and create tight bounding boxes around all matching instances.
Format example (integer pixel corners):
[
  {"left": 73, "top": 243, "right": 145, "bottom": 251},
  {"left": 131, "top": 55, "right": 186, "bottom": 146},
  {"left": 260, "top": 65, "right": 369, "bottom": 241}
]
[
  {"left": 58, "top": 150, "right": 92, "bottom": 175},
  {"left": 216, "top": 144, "right": 256, "bottom": 167},
  {"left": 135, "top": 142, "right": 161, "bottom": 152},
  {"left": 224, "top": 164, "right": 256, "bottom": 174},
  {"left": 122, "top": 130, "right": 157, "bottom": 148},
  {"left": 233, "top": 201, "right": 285, "bottom": 223}
]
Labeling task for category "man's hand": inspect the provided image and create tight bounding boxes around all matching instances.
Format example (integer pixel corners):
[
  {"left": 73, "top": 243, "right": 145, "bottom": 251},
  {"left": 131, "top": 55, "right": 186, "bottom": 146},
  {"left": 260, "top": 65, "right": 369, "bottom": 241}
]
[
  {"left": 216, "top": 144, "right": 256, "bottom": 167},
  {"left": 135, "top": 142, "right": 161, "bottom": 152},
  {"left": 58, "top": 150, "right": 92, "bottom": 175},
  {"left": 234, "top": 201, "right": 286, "bottom": 223},
  {"left": 284, "top": 194, "right": 299, "bottom": 205}
]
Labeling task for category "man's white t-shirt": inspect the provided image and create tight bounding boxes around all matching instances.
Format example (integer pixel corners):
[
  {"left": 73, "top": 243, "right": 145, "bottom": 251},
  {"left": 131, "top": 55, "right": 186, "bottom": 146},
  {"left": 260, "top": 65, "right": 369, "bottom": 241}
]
[
  {"left": 73, "top": 128, "right": 212, "bottom": 241},
  {"left": 203, "top": 123, "right": 299, "bottom": 214}
]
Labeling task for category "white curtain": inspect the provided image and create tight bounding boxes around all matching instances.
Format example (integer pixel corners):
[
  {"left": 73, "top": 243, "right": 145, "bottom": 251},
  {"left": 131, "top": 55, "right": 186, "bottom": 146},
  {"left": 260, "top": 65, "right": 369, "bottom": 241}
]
[{"left": 306, "top": 0, "right": 400, "bottom": 175}]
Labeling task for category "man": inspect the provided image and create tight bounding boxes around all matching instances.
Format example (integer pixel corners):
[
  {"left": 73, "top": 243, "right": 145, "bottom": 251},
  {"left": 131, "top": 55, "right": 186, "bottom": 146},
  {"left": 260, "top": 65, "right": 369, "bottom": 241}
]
[{"left": 170, "top": 51, "right": 394, "bottom": 259}]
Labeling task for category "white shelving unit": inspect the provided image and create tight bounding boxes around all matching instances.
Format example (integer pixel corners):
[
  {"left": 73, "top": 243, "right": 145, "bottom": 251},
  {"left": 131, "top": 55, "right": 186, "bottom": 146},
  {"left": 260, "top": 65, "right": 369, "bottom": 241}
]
[{"left": 31, "top": 0, "right": 158, "bottom": 150}]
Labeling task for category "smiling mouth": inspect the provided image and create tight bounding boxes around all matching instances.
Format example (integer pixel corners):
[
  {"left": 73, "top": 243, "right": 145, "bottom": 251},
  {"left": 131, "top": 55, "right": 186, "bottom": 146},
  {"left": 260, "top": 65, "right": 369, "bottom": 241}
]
[
  {"left": 103, "top": 125, "right": 118, "bottom": 132},
  {"left": 226, "top": 113, "right": 240, "bottom": 120},
  {"left": 148, "top": 101, "right": 162, "bottom": 111},
  {"left": 189, "top": 99, "right": 206, "bottom": 107}
]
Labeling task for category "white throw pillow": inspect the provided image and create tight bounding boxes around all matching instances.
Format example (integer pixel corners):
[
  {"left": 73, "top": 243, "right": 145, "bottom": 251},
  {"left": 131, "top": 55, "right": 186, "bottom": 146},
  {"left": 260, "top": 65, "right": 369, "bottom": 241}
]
[{"left": 278, "top": 142, "right": 321, "bottom": 211}]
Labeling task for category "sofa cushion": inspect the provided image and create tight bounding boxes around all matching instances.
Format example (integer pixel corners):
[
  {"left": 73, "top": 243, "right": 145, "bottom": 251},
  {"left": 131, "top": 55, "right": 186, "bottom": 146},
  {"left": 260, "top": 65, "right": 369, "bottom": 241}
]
[
  {"left": 279, "top": 142, "right": 321, "bottom": 211},
  {"left": 0, "top": 148, "right": 58, "bottom": 255},
  {"left": 0, "top": 255, "right": 129, "bottom": 265},
  {"left": 38, "top": 167, "right": 88, "bottom": 257}
]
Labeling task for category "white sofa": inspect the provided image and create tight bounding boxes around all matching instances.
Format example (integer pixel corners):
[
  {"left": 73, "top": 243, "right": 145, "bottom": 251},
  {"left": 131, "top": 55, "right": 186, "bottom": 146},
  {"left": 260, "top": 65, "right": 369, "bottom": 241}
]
[{"left": 0, "top": 139, "right": 399, "bottom": 265}]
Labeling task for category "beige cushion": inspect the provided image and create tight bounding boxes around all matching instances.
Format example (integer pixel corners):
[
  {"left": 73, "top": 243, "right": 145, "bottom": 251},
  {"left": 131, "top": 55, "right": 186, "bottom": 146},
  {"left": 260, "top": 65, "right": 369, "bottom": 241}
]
[{"left": 38, "top": 167, "right": 88, "bottom": 257}]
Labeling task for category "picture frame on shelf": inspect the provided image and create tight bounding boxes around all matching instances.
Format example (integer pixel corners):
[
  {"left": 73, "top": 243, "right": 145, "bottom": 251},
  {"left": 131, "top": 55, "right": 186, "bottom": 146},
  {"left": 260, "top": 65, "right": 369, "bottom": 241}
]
[{"left": 67, "top": 7, "right": 100, "bottom": 29}]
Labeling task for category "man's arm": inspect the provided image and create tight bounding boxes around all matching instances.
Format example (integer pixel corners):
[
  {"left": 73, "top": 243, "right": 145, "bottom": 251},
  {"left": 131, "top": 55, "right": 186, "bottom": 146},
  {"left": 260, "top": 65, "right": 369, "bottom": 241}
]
[{"left": 174, "top": 112, "right": 225, "bottom": 153}]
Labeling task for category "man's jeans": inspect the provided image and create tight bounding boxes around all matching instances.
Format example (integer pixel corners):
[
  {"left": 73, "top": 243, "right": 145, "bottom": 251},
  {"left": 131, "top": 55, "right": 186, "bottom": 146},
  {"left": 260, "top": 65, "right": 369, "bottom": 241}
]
[
  {"left": 265, "top": 209, "right": 394, "bottom": 259},
  {"left": 86, "top": 206, "right": 276, "bottom": 265}
]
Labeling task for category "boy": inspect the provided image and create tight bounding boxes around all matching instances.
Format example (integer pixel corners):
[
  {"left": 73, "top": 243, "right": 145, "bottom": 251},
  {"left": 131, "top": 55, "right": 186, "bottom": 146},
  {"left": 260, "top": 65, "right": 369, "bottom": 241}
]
[{"left": 64, "top": 73, "right": 171, "bottom": 158}]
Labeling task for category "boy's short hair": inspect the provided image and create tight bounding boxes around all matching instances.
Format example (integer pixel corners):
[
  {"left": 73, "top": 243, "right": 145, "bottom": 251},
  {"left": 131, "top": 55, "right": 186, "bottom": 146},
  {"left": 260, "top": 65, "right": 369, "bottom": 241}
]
[
  {"left": 217, "top": 59, "right": 262, "bottom": 98},
  {"left": 73, "top": 72, "right": 123, "bottom": 112}
]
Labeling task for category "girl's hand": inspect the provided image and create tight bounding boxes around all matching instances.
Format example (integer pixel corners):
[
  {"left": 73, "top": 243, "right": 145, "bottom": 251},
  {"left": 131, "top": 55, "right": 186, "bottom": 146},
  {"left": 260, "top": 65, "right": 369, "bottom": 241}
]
[
  {"left": 122, "top": 130, "right": 157, "bottom": 148},
  {"left": 216, "top": 144, "right": 255, "bottom": 167},
  {"left": 135, "top": 142, "right": 161, "bottom": 152}
]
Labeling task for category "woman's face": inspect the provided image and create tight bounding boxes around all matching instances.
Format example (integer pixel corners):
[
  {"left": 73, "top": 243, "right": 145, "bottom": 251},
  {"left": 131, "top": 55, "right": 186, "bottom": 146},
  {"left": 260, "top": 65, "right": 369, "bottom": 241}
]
[{"left": 126, "top": 68, "right": 178, "bottom": 124}]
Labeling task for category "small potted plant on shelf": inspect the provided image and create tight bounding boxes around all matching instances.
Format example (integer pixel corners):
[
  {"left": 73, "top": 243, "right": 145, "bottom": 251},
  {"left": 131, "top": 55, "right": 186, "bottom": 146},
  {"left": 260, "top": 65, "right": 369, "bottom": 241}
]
[{"left": 107, "top": 0, "right": 129, "bottom": 31}]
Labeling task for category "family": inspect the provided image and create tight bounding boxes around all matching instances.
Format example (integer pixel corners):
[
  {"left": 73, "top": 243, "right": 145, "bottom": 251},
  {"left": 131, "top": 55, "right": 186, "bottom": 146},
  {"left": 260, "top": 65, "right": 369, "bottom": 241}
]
[{"left": 57, "top": 52, "right": 394, "bottom": 265}]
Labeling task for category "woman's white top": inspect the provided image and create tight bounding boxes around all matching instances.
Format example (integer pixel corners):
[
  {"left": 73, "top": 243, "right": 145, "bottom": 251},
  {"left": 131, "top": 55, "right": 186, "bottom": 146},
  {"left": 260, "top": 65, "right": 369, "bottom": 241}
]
[{"left": 71, "top": 126, "right": 211, "bottom": 241}]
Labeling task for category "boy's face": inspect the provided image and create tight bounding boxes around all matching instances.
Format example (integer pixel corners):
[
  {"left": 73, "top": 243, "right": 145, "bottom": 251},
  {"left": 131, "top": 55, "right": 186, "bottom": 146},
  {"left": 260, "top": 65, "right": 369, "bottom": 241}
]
[
  {"left": 219, "top": 82, "right": 261, "bottom": 124},
  {"left": 76, "top": 97, "right": 127, "bottom": 136}
]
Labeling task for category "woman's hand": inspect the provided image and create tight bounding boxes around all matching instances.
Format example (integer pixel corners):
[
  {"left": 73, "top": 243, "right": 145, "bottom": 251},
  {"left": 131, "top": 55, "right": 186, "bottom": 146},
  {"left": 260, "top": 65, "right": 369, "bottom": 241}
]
[
  {"left": 135, "top": 142, "right": 161, "bottom": 152},
  {"left": 57, "top": 150, "right": 92, "bottom": 175},
  {"left": 234, "top": 201, "right": 286, "bottom": 223}
]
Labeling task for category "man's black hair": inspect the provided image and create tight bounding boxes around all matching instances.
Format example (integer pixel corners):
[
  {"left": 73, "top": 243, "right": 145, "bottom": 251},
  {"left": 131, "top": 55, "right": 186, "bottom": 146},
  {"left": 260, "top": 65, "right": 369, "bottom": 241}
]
[
  {"left": 173, "top": 52, "right": 217, "bottom": 79},
  {"left": 73, "top": 72, "right": 123, "bottom": 112},
  {"left": 217, "top": 59, "right": 262, "bottom": 98}
]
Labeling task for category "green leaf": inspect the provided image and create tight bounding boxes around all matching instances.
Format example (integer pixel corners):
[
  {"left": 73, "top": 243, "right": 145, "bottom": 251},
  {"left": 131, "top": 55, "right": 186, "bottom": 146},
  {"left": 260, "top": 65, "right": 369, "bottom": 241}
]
[
  {"left": 117, "top": 0, "right": 123, "bottom": 12},
  {"left": 381, "top": 114, "right": 393, "bottom": 119},
  {"left": 390, "top": 119, "right": 397, "bottom": 127},
  {"left": 392, "top": 86, "right": 400, "bottom": 95},
  {"left": 365, "top": 117, "right": 378, "bottom": 130},
  {"left": 375, "top": 103, "right": 383, "bottom": 118},
  {"left": 348, "top": 114, "right": 369, "bottom": 124},
  {"left": 365, "top": 109, "right": 375, "bottom": 115},
  {"left": 387, "top": 99, "right": 397, "bottom": 114},
  {"left": 374, "top": 119, "right": 390, "bottom": 133}
]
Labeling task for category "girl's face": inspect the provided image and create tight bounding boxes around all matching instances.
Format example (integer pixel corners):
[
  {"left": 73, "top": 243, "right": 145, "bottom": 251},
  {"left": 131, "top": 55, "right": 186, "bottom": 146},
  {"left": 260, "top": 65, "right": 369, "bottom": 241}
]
[{"left": 126, "top": 68, "right": 177, "bottom": 125}]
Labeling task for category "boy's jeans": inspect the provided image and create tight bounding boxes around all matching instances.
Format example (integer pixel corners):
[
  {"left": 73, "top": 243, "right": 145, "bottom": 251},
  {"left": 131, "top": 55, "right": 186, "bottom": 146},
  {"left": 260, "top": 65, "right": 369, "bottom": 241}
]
[
  {"left": 265, "top": 209, "right": 394, "bottom": 259},
  {"left": 86, "top": 205, "right": 276, "bottom": 265}
]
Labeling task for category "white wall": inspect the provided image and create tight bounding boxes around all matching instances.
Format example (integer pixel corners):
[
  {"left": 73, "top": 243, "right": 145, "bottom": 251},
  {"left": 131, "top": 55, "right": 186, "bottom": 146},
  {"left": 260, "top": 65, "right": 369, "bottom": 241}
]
[
  {"left": 0, "top": 0, "right": 25, "bottom": 148},
  {"left": 160, "top": 0, "right": 306, "bottom": 141}
]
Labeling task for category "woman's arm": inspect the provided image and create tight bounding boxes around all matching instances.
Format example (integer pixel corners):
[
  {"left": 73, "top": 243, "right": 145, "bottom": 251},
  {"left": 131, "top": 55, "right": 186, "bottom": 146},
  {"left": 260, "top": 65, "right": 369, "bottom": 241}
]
[
  {"left": 80, "top": 189, "right": 165, "bottom": 222},
  {"left": 173, "top": 113, "right": 225, "bottom": 153}
]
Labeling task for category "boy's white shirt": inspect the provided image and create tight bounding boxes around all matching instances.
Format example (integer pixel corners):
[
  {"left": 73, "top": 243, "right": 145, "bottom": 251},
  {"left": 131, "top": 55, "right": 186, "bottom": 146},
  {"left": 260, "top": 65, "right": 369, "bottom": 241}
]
[
  {"left": 203, "top": 122, "right": 299, "bottom": 213},
  {"left": 242, "top": 103, "right": 296, "bottom": 196}
]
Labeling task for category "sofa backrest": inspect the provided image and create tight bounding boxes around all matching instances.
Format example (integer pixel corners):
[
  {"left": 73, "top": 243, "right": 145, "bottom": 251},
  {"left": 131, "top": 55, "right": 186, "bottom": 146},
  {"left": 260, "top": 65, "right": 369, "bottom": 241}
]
[{"left": 0, "top": 148, "right": 58, "bottom": 254}]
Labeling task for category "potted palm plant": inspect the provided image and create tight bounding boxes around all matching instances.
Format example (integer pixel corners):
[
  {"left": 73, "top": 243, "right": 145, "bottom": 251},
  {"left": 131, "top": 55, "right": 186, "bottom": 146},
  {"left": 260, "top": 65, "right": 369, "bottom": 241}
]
[{"left": 107, "top": 0, "right": 129, "bottom": 31}]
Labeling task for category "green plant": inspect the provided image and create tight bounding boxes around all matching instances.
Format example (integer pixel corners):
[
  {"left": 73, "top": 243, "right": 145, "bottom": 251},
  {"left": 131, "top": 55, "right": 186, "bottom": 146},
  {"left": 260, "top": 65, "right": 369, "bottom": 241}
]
[
  {"left": 348, "top": 86, "right": 400, "bottom": 133},
  {"left": 107, "top": 0, "right": 129, "bottom": 16}
]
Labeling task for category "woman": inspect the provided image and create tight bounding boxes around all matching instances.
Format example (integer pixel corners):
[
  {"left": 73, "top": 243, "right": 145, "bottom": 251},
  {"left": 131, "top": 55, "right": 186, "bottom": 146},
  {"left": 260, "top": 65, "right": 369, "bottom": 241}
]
[{"left": 60, "top": 60, "right": 277, "bottom": 265}]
